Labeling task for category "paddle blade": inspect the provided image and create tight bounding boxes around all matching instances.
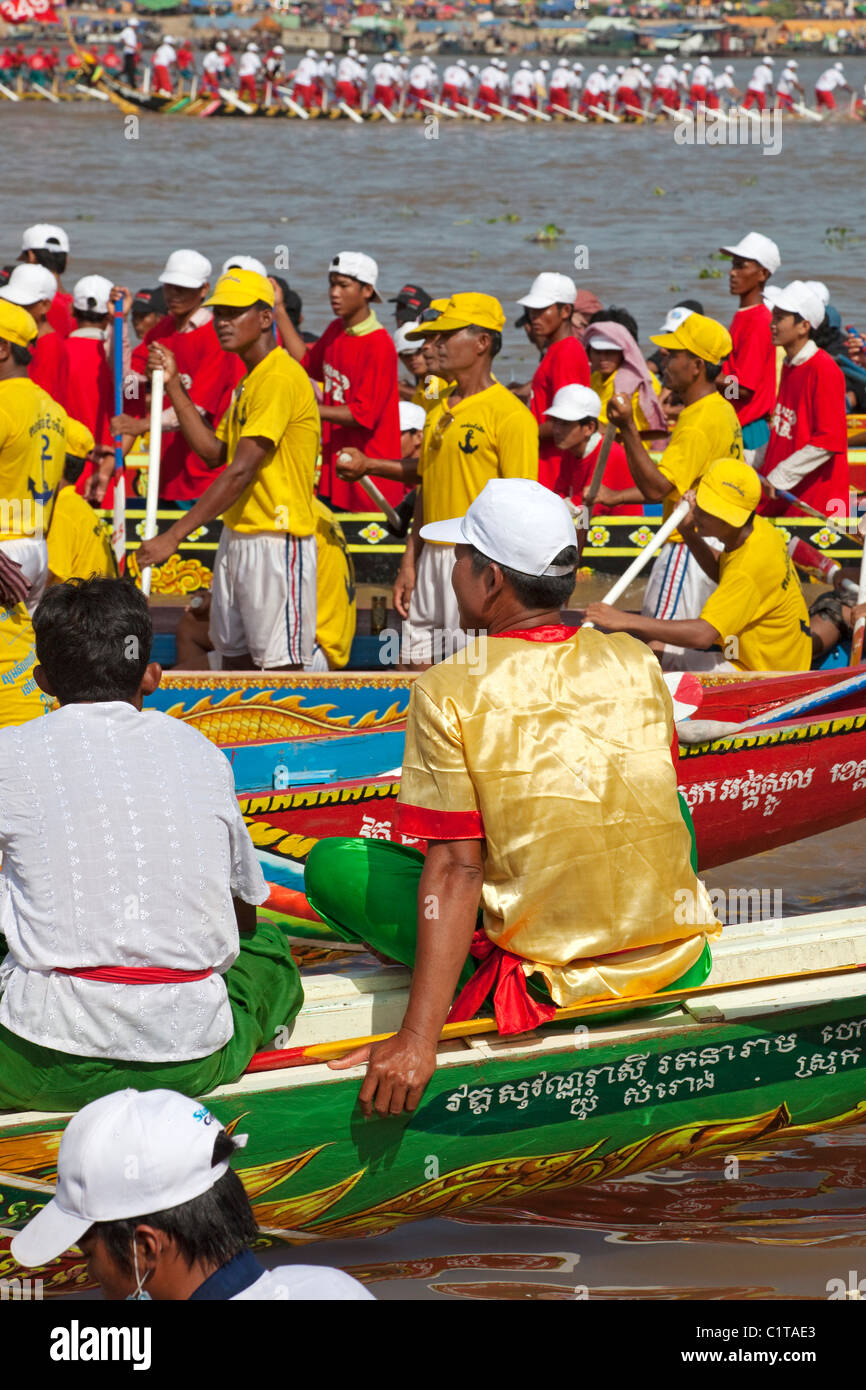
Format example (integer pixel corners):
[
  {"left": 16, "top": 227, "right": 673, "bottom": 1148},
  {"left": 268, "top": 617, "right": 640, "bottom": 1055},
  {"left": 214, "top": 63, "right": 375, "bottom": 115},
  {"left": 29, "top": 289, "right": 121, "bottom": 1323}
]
[{"left": 111, "top": 473, "right": 126, "bottom": 573}]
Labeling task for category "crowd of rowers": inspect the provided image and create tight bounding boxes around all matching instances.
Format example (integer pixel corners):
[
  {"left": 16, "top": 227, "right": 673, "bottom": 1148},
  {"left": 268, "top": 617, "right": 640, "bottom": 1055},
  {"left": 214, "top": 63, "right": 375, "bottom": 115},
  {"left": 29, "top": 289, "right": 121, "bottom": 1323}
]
[
  {"left": 6, "top": 33, "right": 863, "bottom": 117},
  {"left": 0, "top": 217, "right": 865, "bottom": 1297}
]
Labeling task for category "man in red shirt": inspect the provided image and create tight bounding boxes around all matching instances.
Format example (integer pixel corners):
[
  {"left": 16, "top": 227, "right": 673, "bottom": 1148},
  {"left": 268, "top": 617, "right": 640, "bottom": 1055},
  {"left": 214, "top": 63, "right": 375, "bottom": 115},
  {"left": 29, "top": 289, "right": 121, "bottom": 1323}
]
[
  {"left": 282, "top": 252, "right": 402, "bottom": 512},
  {"left": 759, "top": 280, "right": 848, "bottom": 520},
  {"left": 61, "top": 275, "right": 120, "bottom": 503},
  {"left": 717, "top": 231, "right": 780, "bottom": 458},
  {"left": 0, "top": 264, "right": 67, "bottom": 401},
  {"left": 543, "top": 384, "right": 643, "bottom": 516},
  {"left": 18, "top": 224, "right": 74, "bottom": 338},
  {"left": 516, "top": 272, "right": 590, "bottom": 493}
]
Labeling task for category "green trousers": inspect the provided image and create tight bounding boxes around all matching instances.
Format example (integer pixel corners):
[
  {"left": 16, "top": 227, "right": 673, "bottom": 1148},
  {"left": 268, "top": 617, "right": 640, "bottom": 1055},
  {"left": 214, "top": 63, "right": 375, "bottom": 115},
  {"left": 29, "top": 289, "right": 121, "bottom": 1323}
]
[
  {"left": 305, "top": 836, "right": 711, "bottom": 1027},
  {"left": 0, "top": 921, "right": 303, "bottom": 1112}
]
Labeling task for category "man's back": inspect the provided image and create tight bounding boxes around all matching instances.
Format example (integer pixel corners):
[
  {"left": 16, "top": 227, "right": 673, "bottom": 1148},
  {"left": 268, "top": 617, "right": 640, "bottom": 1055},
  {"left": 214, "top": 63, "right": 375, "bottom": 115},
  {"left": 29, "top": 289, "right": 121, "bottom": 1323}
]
[{"left": 0, "top": 703, "right": 265, "bottom": 1061}]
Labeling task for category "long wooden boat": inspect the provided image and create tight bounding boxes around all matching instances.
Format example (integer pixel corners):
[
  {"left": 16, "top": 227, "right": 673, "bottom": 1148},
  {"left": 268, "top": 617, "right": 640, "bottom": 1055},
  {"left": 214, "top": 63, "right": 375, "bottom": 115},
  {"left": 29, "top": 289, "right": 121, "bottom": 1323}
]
[
  {"left": 3, "top": 906, "right": 866, "bottom": 1295},
  {"left": 110, "top": 498, "right": 866, "bottom": 594}
]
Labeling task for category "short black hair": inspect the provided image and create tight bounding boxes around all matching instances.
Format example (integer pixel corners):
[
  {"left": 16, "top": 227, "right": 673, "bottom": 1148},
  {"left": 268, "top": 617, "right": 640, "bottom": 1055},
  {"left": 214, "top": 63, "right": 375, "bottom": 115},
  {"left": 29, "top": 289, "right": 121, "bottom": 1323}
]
[
  {"left": 33, "top": 577, "right": 152, "bottom": 704},
  {"left": 10, "top": 342, "right": 32, "bottom": 367},
  {"left": 271, "top": 276, "right": 302, "bottom": 328},
  {"left": 466, "top": 323, "right": 502, "bottom": 360},
  {"left": 27, "top": 246, "right": 67, "bottom": 276},
  {"left": 468, "top": 542, "right": 578, "bottom": 609},
  {"left": 87, "top": 1132, "right": 256, "bottom": 1276},
  {"left": 73, "top": 308, "right": 108, "bottom": 325},
  {"left": 589, "top": 305, "right": 638, "bottom": 341},
  {"left": 675, "top": 298, "right": 703, "bottom": 315}
]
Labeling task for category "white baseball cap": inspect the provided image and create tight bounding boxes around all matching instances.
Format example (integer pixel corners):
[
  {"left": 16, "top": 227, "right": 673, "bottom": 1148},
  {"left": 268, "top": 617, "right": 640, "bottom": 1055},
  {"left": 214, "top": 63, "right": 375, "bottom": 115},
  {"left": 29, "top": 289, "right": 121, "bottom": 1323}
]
[
  {"left": 222, "top": 254, "right": 268, "bottom": 278},
  {"left": 246, "top": 42, "right": 258, "bottom": 51},
  {"left": 399, "top": 400, "right": 426, "bottom": 433},
  {"left": 598, "top": 64, "right": 608, "bottom": 74},
  {"left": 764, "top": 56, "right": 775, "bottom": 64},
  {"left": 393, "top": 322, "right": 422, "bottom": 354},
  {"left": 659, "top": 305, "right": 695, "bottom": 334},
  {"left": 834, "top": 61, "right": 844, "bottom": 69},
  {"left": 573, "top": 62, "right": 584, "bottom": 70},
  {"left": 21, "top": 223, "right": 69, "bottom": 255},
  {"left": 0, "top": 263, "right": 56, "bottom": 306},
  {"left": 158, "top": 248, "right": 212, "bottom": 289},
  {"left": 803, "top": 279, "right": 830, "bottom": 307},
  {"left": 518, "top": 272, "right": 577, "bottom": 310},
  {"left": 764, "top": 280, "right": 825, "bottom": 330},
  {"left": 329, "top": 251, "right": 381, "bottom": 301},
  {"left": 72, "top": 274, "right": 114, "bottom": 314},
  {"left": 539, "top": 60, "right": 550, "bottom": 70},
  {"left": 306, "top": 47, "right": 317, "bottom": 57},
  {"left": 216, "top": 41, "right": 227, "bottom": 51},
  {"left": 725, "top": 64, "right": 735, "bottom": 73},
  {"left": 11, "top": 1089, "right": 247, "bottom": 1268},
  {"left": 719, "top": 231, "right": 781, "bottom": 275},
  {"left": 457, "top": 58, "right": 467, "bottom": 67},
  {"left": 544, "top": 384, "right": 603, "bottom": 422},
  {"left": 520, "top": 59, "right": 531, "bottom": 69},
  {"left": 326, "top": 50, "right": 335, "bottom": 59},
  {"left": 420, "top": 478, "right": 577, "bottom": 577},
  {"left": 273, "top": 45, "right": 284, "bottom": 54},
  {"left": 788, "top": 58, "right": 798, "bottom": 66},
  {"left": 584, "top": 328, "right": 623, "bottom": 352}
]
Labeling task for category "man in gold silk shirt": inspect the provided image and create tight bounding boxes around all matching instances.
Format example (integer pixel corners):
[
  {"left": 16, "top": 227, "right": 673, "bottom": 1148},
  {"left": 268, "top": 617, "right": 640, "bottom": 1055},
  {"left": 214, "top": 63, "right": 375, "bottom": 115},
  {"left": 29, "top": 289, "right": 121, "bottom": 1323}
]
[{"left": 305, "top": 480, "right": 719, "bottom": 1117}]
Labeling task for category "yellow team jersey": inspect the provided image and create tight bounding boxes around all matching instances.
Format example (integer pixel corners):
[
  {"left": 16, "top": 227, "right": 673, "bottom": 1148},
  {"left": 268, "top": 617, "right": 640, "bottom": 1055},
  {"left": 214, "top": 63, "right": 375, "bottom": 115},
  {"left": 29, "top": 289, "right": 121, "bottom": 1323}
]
[
  {"left": 411, "top": 375, "right": 452, "bottom": 414},
  {"left": 313, "top": 498, "right": 356, "bottom": 669},
  {"left": 216, "top": 347, "right": 320, "bottom": 537},
  {"left": 700, "top": 516, "right": 812, "bottom": 673},
  {"left": 47, "top": 485, "right": 118, "bottom": 584},
  {"left": 657, "top": 391, "right": 742, "bottom": 541},
  {"left": 591, "top": 369, "right": 662, "bottom": 434},
  {"left": 0, "top": 602, "right": 53, "bottom": 729},
  {"left": 397, "top": 629, "right": 718, "bottom": 1008},
  {"left": 0, "top": 378, "right": 67, "bottom": 541},
  {"left": 419, "top": 381, "right": 538, "bottom": 533}
]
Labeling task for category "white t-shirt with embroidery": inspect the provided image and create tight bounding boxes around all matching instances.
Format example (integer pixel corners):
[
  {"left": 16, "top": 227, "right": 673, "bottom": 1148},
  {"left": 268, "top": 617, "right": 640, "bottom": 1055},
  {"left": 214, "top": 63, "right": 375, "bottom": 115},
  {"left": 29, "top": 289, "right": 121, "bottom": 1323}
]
[{"left": 0, "top": 702, "right": 268, "bottom": 1062}]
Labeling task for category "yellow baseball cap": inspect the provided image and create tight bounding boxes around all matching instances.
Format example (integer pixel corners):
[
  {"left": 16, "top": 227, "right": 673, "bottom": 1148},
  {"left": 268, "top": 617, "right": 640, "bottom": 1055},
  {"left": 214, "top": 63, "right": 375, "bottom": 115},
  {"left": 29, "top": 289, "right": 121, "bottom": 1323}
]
[
  {"left": 0, "top": 300, "right": 38, "bottom": 347},
  {"left": 650, "top": 311, "right": 732, "bottom": 364},
  {"left": 405, "top": 292, "right": 505, "bottom": 339},
  {"left": 65, "top": 417, "right": 95, "bottom": 459},
  {"left": 203, "top": 269, "right": 274, "bottom": 310},
  {"left": 696, "top": 457, "right": 762, "bottom": 527}
]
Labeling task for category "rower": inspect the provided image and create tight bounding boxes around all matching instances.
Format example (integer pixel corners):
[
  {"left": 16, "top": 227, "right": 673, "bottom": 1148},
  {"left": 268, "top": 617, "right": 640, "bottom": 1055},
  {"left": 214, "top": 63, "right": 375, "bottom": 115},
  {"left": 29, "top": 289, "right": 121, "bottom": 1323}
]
[
  {"left": 689, "top": 58, "right": 714, "bottom": 108},
  {"left": 306, "top": 478, "right": 718, "bottom": 1116},
  {"left": 281, "top": 251, "right": 402, "bottom": 514},
  {"left": 119, "top": 16, "right": 140, "bottom": 86},
  {"left": 18, "top": 223, "right": 73, "bottom": 338},
  {"left": 264, "top": 44, "right": 285, "bottom": 92},
  {"left": 586, "top": 457, "right": 812, "bottom": 674},
  {"left": 758, "top": 280, "right": 849, "bottom": 518},
  {"left": 515, "top": 271, "right": 590, "bottom": 492},
  {"left": 371, "top": 50, "right": 399, "bottom": 109},
  {"left": 0, "top": 263, "right": 66, "bottom": 401},
  {"left": 717, "top": 231, "right": 780, "bottom": 459},
  {"left": 714, "top": 65, "right": 739, "bottom": 108},
  {"left": 580, "top": 64, "right": 609, "bottom": 115},
  {"left": 476, "top": 59, "right": 500, "bottom": 112},
  {"left": 510, "top": 58, "right": 535, "bottom": 110},
  {"left": 543, "top": 383, "right": 644, "bottom": 515},
  {"left": 201, "top": 44, "right": 222, "bottom": 96},
  {"left": 152, "top": 35, "right": 177, "bottom": 96},
  {"left": 547, "top": 60, "right": 574, "bottom": 112},
  {"left": 396, "top": 294, "right": 538, "bottom": 666},
  {"left": 137, "top": 269, "right": 319, "bottom": 672},
  {"left": 392, "top": 319, "right": 449, "bottom": 408},
  {"left": 292, "top": 48, "right": 319, "bottom": 109},
  {"left": 46, "top": 417, "right": 118, "bottom": 584},
  {"left": 406, "top": 56, "right": 432, "bottom": 110},
  {"left": 12, "top": 1089, "right": 373, "bottom": 1300},
  {"left": 775, "top": 61, "right": 803, "bottom": 111},
  {"left": 237, "top": 42, "right": 261, "bottom": 103},
  {"left": 616, "top": 60, "right": 643, "bottom": 113},
  {"left": 744, "top": 55, "right": 773, "bottom": 111},
  {"left": 441, "top": 58, "right": 463, "bottom": 109},
  {"left": 0, "top": 576, "right": 304, "bottom": 1112},
  {"left": 652, "top": 58, "right": 679, "bottom": 111},
  {"left": 335, "top": 47, "right": 362, "bottom": 108},
  {"left": 606, "top": 312, "right": 742, "bottom": 665},
  {"left": 533, "top": 58, "right": 550, "bottom": 108},
  {"left": 815, "top": 61, "right": 851, "bottom": 112}
]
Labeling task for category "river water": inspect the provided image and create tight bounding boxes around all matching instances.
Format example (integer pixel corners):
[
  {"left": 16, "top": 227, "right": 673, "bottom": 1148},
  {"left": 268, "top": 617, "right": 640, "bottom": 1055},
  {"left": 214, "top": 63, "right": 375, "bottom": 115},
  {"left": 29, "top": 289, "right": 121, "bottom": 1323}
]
[{"left": 5, "top": 67, "right": 866, "bottom": 1300}]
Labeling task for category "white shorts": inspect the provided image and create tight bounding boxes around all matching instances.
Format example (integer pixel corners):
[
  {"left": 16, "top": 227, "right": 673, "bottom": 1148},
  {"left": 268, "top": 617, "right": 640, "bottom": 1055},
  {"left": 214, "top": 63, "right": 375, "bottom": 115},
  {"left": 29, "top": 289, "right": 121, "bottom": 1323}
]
[
  {"left": 0, "top": 538, "right": 48, "bottom": 615},
  {"left": 402, "top": 542, "right": 467, "bottom": 665},
  {"left": 642, "top": 540, "right": 725, "bottom": 672},
  {"left": 210, "top": 528, "right": 316, "bottom": 669}
]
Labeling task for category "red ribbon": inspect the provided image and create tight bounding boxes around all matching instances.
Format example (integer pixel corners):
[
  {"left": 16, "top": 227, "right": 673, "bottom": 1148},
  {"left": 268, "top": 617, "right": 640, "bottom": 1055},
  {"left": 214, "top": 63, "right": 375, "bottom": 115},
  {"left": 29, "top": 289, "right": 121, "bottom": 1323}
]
[
  {"left": 54, "top": 965, "right": 214, "bottom": 985},
  {"left": 447, "top": 929, "right": 558, "bottom": 1036}
]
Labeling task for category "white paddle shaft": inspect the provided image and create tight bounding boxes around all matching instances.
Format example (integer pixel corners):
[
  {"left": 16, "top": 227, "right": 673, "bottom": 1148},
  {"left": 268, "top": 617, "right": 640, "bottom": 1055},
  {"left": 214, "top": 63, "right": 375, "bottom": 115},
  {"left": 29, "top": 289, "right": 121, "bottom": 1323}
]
[
  {"left": 141, "top": 367, "right": 164, "bottom": 599},
  {"left": 582, "top": 498, "right": 691, "bottom": 629}
]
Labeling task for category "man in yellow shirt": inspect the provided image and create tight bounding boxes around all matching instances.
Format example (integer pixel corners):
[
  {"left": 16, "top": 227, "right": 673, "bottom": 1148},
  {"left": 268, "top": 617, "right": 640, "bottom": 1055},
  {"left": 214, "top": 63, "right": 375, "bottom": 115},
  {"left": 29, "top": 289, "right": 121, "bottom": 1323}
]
[
  {"left": 606, "top": 312, "right": 742, "bottom": 669},
  {"left": 0, "top": 300, "right": 67, "bottom": 612},
  {"left": 586, "top": 458, "right": 812, "bottom": 673},
  {"left": 395, "top": 293, "right": 539, "bottom": 666},
  {"left": 137, "top": 269, "right": 321, "bottom": 671},
  {"left": 307, "top": 479, "right": 717, "bottom": 1116},
  {"left": 46, "top": 418, "right": 118, "bottom": 584}
]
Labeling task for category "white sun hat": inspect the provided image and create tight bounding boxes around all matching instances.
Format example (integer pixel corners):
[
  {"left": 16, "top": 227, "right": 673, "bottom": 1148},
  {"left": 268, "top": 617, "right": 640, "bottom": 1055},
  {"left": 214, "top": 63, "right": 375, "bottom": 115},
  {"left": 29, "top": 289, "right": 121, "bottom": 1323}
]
[
  {"left": 517, "top": 271, "right": 577, "bottom": 310},
  {"left": 420, "top": 478, "right": 577, "bottom": 577},
  {"left": 544, "top": 384, "right": 604, "bottom": 422},
  {"left": 764, "top": 280, "right": 825, "bottom": 330},
  {"left": 0, "top": 263, "right": 57, "bottom": 306},
  {"left": 11, "top": 1089, "right": 247, "bottom": 1269},
  {"left": 719, "top": 231, "right": 781, "bottom": 275},
  {"left": 158, "top": 248, "right": 212, "bottom": 289}
]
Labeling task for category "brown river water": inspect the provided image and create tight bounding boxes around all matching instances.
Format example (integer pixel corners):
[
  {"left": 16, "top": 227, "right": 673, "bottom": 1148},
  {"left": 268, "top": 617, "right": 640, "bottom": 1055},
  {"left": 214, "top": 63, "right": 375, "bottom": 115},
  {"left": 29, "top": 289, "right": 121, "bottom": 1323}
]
[{"left": 5, "top": 71, "right": 866, "bottom": 1300}]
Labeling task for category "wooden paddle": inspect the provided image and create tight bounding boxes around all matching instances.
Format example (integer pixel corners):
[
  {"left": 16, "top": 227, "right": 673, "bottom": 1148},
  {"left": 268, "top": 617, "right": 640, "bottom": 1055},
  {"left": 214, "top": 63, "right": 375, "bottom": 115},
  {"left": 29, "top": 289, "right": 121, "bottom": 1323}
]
[
  {"left": 358, "top": 474, "right": 402, "bottom": 533},
  {"left": 245, "top": 958, "right": 866, "bottom": 1073},
  {"left": 775, "top": 487, "right": 863, "bottom": 544},
  {"left": 849, "top": 516, "right": 866, "bottom": 665},
  {"left": 140, "top": 367, "right": 164, "bottom": 599}
]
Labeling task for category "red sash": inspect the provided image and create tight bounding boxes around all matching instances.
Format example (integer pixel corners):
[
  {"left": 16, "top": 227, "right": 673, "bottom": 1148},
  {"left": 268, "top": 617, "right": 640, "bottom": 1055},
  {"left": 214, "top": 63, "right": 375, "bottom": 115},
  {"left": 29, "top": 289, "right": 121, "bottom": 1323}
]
[{"left": 54, "top": 965, "right": 214, "bottom": 984}]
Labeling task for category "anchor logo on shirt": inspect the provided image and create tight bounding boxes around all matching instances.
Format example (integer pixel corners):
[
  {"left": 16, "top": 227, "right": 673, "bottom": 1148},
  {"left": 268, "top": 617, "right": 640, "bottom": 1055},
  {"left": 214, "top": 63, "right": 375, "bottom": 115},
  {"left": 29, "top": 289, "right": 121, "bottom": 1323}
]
[
  {"left": 27, "top": 477, "right": 53, "bottom": 505},
  {"left": 458, "top": 427, "right": 478, "bottom": 455}
]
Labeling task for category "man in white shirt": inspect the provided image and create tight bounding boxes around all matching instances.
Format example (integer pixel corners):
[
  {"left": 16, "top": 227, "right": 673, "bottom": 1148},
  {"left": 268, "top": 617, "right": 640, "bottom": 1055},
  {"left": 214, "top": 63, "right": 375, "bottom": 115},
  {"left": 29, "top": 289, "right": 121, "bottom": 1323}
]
[
  {"left": 477, "top": 59, "right": 500, "bottom": 111},
  {"left": 714, "top": 65, "right": 739, "bottom": 106},
  {"left": 533, "top": 57, "right": 550, "bottom": 105},
  {"left": 0, "top": 578, "right": 302, "bottom": 1111},
  {"left": 371, "top": 52, "right": 399, "bottom": 108},
  {"left": 335, "top": 48, "right": 363, "bottom": 107},
  {"left": 744, "top": 55, "right": 773, "bottom": 111},
  {"left": 441, "top": 59, "right": 464, "bottom": 108},
  {"left": 652, "top": 59, "right": 679, "bottom": 110},
  {"left": 11, "top": 1089, "right": 374, "bottom": 1301},
  {"left": 548, "top": 61, "right": 574, "bottom": 111},
  {"left": 776, "top": 61, "right": 803, "bottom": 111},
  {"left": 120, "top": 18, "right": 140, "bottom": 87},
  {"left": 579, "top": 63, "right": 609, "bottom": 114},
  {"left": 201, "top": 45, "right": 222, "bottom": 96},
  {"left": 690, "top": 58, "right": 714, "bottom": 107},
  {"left": 510, "top": 57, "right": 535, "bottom": 109},
  {"left": 152, "top": 36, "right": 176, "bottom": 95},
  {"left": 616, "top": 61, "right": 643, "bottom": 113},
  {"left": 815, "top": 60, "right": 851, "bottom": 110},
  {"left": 292, "top": 47, "right": 319, "bottom": 108},
  {"left": 407, "top": 56, "right": 432, "bottom": 109},
  {"left": 238, "top": 42, "right": 262, "bottom": 102}
]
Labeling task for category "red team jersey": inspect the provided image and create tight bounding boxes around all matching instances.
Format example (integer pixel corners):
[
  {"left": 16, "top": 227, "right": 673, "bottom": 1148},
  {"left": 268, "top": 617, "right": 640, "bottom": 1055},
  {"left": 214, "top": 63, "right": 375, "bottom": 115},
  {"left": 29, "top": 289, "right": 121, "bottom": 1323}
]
[
  {"left": 29, "top": 331, "right": 67, "bottom": 401},
  {"left": 760, "top": 346, "right": 848, "bottom": 515},
  {"left": 302, "top": 317, "right": 403, "bottom": 511},
  {"left": 551, "top": 436, "right": 643, "bottom": 516},
  {"left": 722, "top": 302, "right": 777, "bottom": 427},
  {"left": 47, "top": 290, "right": 75, "bottom": 339},
  {"left": 529, "top": 335, "right": 591, "bottom": 492}
]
